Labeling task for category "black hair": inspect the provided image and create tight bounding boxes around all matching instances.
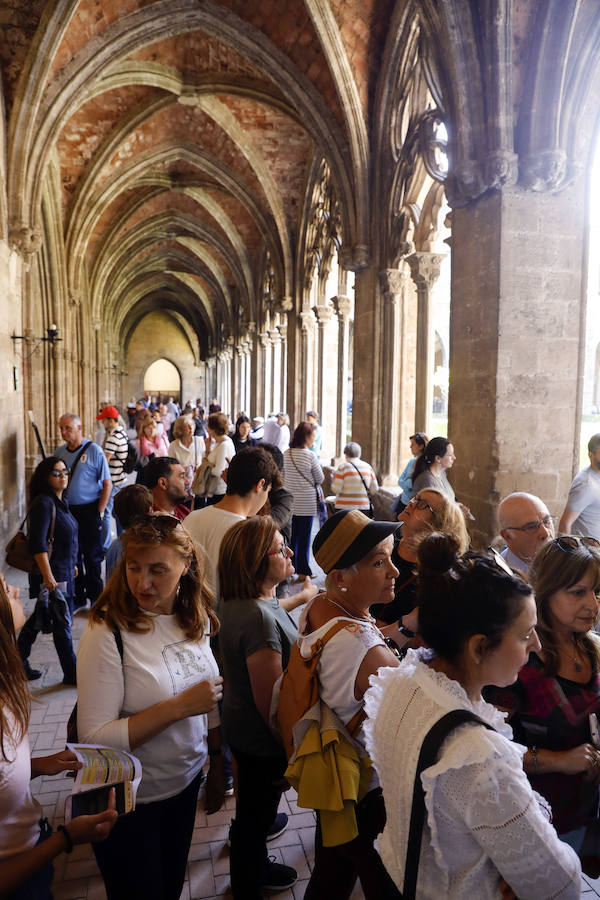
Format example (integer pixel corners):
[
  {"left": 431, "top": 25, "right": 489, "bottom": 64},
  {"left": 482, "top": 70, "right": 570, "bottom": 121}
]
[
  {"left": 417, "top": 533, "right": 531, "bottom": 661},
  {"left": 234, "top": 415, "right": 251, "bottom": 439},
  {"left": 29, "top": 456, "right": 64, "bottom": 503},
  {"left": 412, "top": 436, "right": 451, "bottom": 482},
  {"left": 225, "top": 447, "right": 278, "bottom": 496},
  {"left": 261, "top": 442, "right": 284, "bottom": 473},
  {"left": 145, "top": 456, "right": 180, "bottom": 489},
  {"left": 113, "top": 484, "right": 153, "bottom": 529}
]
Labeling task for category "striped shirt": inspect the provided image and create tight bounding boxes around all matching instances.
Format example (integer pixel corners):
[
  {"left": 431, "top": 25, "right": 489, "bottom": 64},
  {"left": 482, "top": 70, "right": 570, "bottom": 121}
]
[
  {"left": 104, "top": 428, "right": 128, "bottom": 485},
  {"left": 331, "top": 459, "right": 378, "bottom": 510},
  {"left": 283, "top": 448, "right": 324, "bottom": 516}
]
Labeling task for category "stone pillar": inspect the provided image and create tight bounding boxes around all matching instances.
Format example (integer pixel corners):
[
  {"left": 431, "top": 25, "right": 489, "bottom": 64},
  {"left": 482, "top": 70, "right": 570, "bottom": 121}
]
[
  {"left": 449, "top": 183, "right": 587, "bottom": 535},
  {"left": 332, "top": 295, "right": 352, "bottom": 460},
  {"left": 407, "top": 252, "right": 445, "bottom": 437},
  {"left": 269, "top": 327, "right": 282, "bottom": 413},
  {"left": 259, "top": 332, "right": 271, "bottom": 416},
  {"left": 278, "top": 320, "right": 288, "bottom": 416},
  {"left": 299, "top": 311, "right": 316, "bottom": 417},
  {"left": 92, "top": 319, "right": 103, "bottom": 415}
]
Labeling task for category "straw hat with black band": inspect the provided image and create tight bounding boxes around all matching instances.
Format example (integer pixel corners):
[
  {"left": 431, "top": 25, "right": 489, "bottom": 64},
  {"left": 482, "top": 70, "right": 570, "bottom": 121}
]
[{"left": 313, "top": 509, "right": 400, "bottom": 574}]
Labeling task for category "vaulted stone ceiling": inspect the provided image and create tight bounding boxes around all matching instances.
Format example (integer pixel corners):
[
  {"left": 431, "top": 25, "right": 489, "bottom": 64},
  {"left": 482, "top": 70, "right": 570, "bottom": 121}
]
[{"left": 2, "top": 0, "right": 394, "bottom": 356}]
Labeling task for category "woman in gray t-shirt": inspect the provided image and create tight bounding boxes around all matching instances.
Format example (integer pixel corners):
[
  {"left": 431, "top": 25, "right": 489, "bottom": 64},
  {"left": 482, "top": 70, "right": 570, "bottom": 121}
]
[{"left": 218, "top": 516, "right": 317, "bottom": 898}]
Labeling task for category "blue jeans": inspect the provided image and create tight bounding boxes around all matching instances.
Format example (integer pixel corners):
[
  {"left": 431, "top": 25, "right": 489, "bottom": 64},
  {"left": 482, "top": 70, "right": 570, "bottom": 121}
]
[
  {"left": 102, "top": 482, "right": 125, "bottom": 552},
  {"left": 17, "top": 587, "right": 76, "bottom": 682}
]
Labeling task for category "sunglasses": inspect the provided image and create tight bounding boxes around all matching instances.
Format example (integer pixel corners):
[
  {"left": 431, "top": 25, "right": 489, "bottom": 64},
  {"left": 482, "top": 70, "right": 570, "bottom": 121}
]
[
  {"left": 129, "top": 514, "right": 182, "bottom": 535},
  {"left": 50, "top": 469, "right": 69, "bottom": 477},
  {"left": 555, "top": 536, "right": 600, "bottom": 553}
]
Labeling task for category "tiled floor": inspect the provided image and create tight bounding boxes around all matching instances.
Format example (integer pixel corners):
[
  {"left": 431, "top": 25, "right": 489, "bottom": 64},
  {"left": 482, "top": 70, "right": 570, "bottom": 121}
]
[{"left": 16, "top": 585, "right": 600, "bottom": 898}]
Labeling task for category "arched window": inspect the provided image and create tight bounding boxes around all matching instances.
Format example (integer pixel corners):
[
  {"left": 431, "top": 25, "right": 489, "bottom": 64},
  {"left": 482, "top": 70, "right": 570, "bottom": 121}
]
[{"left": 144, "top": 358, "right": 181, "bottom": 402}]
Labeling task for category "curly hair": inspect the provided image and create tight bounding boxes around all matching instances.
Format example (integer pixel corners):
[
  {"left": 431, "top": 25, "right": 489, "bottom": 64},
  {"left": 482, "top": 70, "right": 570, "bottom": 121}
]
[{"left": 91, "top": 515, "right": 218, "bottom": 640}]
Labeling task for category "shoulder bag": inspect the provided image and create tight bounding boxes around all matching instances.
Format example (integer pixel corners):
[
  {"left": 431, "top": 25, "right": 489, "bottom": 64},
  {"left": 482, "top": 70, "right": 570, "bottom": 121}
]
[
  {"left": 289, "top": 450, "right": 328, "bottom": 526},
  {"left": 5, "top": 498, "right": 57, "bottom": 574},
  {"left": 349, "top": 461, "right": 374, "bottom": 519},
  {"left": 399, "top": 709, "right": 496, "bottom": 898}
]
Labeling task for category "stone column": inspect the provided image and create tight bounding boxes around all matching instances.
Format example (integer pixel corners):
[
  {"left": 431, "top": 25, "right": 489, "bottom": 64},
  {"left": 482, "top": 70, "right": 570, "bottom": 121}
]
[
  {"left": 269, "top": 327, "right": 282, "bottom": 413},
  {"left": 332, "top": 295, "right": 352, "bottom": 460},
  {"left": 449, "top": 183, "right": 588, "bottom": 534},
  {"left": 92, "top": 319, "right": 103, "bottom": 416},
  {"left": 299, "top": 311, "right": 316, "bottom": 416},
  {"left": 278, "top": 319, "right": 288, "bottom": 416},
  {"left": 259, "top": 332, "right": 271, "bottom": 416},
  {"left": 313, "top": 305, "right": 333, "bottom": 444},
  {"left": 407, "top": 252, "right": 445, "bottom": 437}
]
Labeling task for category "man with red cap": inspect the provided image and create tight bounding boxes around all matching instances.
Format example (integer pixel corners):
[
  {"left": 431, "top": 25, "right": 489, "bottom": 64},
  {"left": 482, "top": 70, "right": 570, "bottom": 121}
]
[{"left": 97, "top": 405, "right": 129, "bottom": 552}]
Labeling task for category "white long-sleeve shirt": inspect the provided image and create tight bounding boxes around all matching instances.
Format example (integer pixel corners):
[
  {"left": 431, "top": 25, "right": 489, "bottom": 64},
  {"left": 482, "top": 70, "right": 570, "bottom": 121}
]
[
  {"left": 364, "top": 650, "right": 581, "bottom": 899},
  {"left": 77, "top": 615, "right": 220, "bottom": 803}
]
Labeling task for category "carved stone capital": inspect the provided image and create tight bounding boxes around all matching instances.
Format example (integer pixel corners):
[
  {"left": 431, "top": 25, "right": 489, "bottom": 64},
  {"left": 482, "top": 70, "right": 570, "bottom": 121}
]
[
  {"left": 332, "top": 294, "right": 353, "bottom": 321},
  {"left": 485, "top": 151, "right": 519, "bottom": 191},
  {"left": 92, "top": 318, "right": 103, "bottom": 331},
  {"left": 69, "top": 291, "right": 81, "bottom": 309},
  {"left": 278, "top": 323, "right": 288, "bottom": 340},
  {"left": 299, "top": 310, "right": 316, "bottom": 334},
  {"left": 406, "top": 252, "right": 445, "bottom": 290},
  {"left": 279, "top": 296, "right": 294, "bottom": 312},
  {"left": 521, "top": 149, "right": 567, "bottom": 192},
  {"left": 268, "top": 328, "right": 281, "bottom": 344},
  {"left": 379, "top": 269, "right": 408, "bottom": 296},
  {"left": 258, "top": 332, "right": 270, "bottom": 349},
  {"left": 339, "top": 244, "right": 370, "bottom": 272},
  {"left": 9, "top": 224, "right": 42, "bottom": 258},
  {"left": 247, "top": 320, "right": 256, "bottom": 334},
  {"left": 312, "top": 305, "right": 333, "bottom": 327}
]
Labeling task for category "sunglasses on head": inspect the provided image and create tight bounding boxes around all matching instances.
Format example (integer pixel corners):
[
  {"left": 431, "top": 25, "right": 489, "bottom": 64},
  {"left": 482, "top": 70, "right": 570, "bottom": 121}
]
[{"left": 555, "top": 536, "right": 600, "bottom": 553}]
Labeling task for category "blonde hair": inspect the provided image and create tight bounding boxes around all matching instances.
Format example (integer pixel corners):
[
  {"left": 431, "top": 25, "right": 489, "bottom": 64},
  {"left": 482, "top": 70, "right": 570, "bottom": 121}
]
[
  {"left": 137, "top": 415, "right": 155, "bottom": 439},
  {"left": 91, "top": 516, "right": 218, "bottom": 639},
  {"left": 0, "top": 581, "right": 30, "bottom": 760},
  {"left": 417, "top": 488, "right": 470, "bottom": 553},
  {"left": 173, "top": 415, "right": 193, "bottom": 440}
]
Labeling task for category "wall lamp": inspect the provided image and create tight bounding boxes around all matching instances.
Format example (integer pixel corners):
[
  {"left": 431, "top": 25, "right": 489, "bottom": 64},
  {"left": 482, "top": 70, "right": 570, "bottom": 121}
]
[{"left": 11, "top": 324, "right": 62, "bottom": 345}]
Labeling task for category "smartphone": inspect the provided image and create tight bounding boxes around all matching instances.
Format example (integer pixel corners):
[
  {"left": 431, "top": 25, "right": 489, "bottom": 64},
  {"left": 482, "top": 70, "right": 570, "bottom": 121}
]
[
  {"left": 64, "top": 781, "right": 132, "bottom": 822},
  {"left": 590, "top": 712, "right": 600, "bottom": 748}
]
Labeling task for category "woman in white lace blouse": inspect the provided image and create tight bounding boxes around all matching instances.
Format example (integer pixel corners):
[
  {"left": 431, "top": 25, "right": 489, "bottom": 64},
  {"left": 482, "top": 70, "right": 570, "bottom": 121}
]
[{"left": 364, "top": 533, "right": 582, "bottom": 899}]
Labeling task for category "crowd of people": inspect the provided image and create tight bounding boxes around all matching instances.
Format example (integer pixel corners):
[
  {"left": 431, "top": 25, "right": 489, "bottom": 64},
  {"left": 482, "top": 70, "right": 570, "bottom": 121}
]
[{"left": 4, "top": 398, "right": 600, "bottom": 899}]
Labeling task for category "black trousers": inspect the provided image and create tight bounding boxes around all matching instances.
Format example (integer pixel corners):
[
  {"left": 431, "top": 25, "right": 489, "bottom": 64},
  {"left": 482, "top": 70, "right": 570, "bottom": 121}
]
[
  {"left": 290, "top": 515, "right": 314, "bottom": 576},
  {"left": 229, "top": 747, "right": 288, "bottom": 899},
  {"left": 70, "top": 501, "right": 104, "bottom": 605},
  {"left": 304, "top": 788, "right": 401, "bottom": 900},
  {"left": 92, "top": 769, "right": 203, "bottom": 900}
]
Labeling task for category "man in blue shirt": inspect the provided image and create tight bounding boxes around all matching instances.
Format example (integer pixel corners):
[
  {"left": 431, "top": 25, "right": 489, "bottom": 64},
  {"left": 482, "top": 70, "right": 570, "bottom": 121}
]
[{"left": 55, "top": 413, "right": 111, "bottom": 609}]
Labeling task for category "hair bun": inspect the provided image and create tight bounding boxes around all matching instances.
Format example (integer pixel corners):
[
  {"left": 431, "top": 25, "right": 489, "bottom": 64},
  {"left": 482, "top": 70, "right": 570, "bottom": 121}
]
[{"left": 418, "top": 532, "right": 460, "bottom": 573}]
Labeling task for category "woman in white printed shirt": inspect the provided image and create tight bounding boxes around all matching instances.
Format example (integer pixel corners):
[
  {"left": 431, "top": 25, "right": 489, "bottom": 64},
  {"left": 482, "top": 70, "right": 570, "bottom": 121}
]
[{"left": 332, "top": 442, "right": 378, "bottom": 515}]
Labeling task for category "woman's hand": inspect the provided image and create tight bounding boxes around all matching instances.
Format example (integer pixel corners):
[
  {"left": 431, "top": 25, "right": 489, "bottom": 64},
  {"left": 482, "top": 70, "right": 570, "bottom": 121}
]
[
  {"left": 31, "top": 750, "right": 82, "bottom": 779},
  {"left": 174, "top": 677, "right": 223, "bottom": 720},
  {"left": 67, "top": 788, "right": 118, "bottom": 845},
  {"left": 43, "top": 574, "right": 58, "bottom": 592},
  {"left": 555, "top": 743, "right": 600, "bottom": 780}
]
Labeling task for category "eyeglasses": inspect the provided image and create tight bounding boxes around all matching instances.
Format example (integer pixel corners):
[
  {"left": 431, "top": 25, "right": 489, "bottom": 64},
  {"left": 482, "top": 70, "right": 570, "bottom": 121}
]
[
  {"left": 409, "top": 497, "right": 435, "bottom": 514},
  {"left": 555, "top": 536, "right": 600, "bottom": 553},
  {"left": 129, "top": 514, "right": 182, "bottom": 536},
  {"left": 505, "top": 515, "right": 553, "bottom": 534},
  {"left": 268, "top": 545, "right": 291, "bottom": 558},
  {"left": 50, "top": 469, "right": 69, "bottom": 477}
]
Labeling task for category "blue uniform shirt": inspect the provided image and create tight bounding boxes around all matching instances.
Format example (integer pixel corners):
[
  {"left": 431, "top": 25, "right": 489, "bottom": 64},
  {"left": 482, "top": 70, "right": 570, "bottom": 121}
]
[{"left": 55, "top": 441, "right": 110, "bottom": 505}]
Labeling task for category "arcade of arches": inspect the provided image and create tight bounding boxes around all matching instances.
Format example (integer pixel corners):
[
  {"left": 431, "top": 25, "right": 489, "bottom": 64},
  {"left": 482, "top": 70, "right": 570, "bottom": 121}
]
[{"left": 1, "top": 0, "right": 600, "bottom": 554}]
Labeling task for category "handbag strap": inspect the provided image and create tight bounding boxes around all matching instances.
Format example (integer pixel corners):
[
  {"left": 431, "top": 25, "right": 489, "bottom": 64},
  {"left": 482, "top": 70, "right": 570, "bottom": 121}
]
[
  {"left": 349, "top": 461, "right": 372, "bottom": 504},
  {"left": 402, "top": 709, "right": 496, "bottom": 899},
  {"left": 289, "top": 449, "right": 319, "bottom": 494},
  {"left": 68, "top": 440, "right": 91, "bottom": 482}
]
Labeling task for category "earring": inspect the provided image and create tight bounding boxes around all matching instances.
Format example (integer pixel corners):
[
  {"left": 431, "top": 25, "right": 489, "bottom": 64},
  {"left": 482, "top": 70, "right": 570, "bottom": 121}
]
[
  {"left": 176, "top": 583, "right": 181, "bottom": 598},
  {"left": 339, "top": 587, "right": 348, "bottom": 593}
]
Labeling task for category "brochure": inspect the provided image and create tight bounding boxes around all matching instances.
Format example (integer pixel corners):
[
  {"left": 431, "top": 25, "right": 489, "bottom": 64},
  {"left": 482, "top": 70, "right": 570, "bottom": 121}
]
[{"left": 64, "top": 743, "right": 142, "bottom": 822}]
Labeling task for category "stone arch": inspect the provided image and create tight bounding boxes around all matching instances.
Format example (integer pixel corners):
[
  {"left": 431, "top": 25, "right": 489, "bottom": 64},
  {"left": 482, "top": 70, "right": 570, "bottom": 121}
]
[{"left": 143, "top": 357, "right": 182, "bottom": 398}]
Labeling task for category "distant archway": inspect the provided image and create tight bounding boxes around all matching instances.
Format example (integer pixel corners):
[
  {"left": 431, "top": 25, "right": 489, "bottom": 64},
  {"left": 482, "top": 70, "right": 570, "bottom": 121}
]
[{"left": 144, "top": 358, "right": 181, "bottom": 403}]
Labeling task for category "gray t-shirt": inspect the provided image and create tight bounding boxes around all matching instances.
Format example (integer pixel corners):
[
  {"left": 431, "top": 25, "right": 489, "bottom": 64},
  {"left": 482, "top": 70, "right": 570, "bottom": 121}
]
[
  {"left": 219, "top": 597, "right": 297, "bottom": 757},
  {"left": 566, "top": 466, "right": 600, "bottom": 540},
  {"left": 411, "top": 468, "right": 455, "bottom": 501}
]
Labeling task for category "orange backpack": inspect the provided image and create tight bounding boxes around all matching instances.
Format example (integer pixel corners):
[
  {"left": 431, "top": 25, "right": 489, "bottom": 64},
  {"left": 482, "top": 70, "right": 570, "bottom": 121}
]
[{"left": 276, "top": 619, "right": 365, "bottom": 761}]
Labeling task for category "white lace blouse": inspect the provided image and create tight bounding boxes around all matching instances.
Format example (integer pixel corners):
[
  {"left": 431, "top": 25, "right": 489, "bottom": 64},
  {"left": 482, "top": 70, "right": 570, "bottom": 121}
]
[{"left": 363, "top": 649, "right": 582, "bottom": 899}]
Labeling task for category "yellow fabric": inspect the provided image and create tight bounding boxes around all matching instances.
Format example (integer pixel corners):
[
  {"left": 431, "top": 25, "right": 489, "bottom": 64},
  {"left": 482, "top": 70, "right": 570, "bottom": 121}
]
[
  {"left": 285, "top": 720, "right": 373, "bottom": 846},
  {"left": 313, "top": 509, "right": 370, "bottom": 573}
]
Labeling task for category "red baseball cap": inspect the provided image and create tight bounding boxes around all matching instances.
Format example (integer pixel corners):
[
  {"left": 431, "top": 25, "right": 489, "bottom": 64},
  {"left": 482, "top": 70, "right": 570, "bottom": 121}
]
[{"left": 96, "top": 406, "right": 120, "bottom": 420}]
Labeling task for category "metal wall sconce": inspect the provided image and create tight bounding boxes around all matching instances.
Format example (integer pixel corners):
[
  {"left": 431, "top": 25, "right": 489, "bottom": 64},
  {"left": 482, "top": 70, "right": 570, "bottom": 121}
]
[{"left": 11, "top": 324, "right": 62, "bottom": 345}]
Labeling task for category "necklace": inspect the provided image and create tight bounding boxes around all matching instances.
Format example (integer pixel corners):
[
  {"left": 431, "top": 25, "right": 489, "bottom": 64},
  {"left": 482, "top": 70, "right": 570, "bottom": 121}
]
[
  {"left": 571, "top": 644, "right": 583, "bottom": 672},
  {"left": 326, "top": 595, "right": 375, "bottom": 624}
]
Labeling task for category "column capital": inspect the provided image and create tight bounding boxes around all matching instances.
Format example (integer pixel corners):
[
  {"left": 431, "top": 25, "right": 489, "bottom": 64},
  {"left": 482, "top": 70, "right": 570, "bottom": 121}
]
[
  {"left": 312, "top": 305, "right": 334, "bottom": 327},
  {"left": 9, "top": 223, "right": 42, "bottom": 258},
  {"left": 268, "top": 328, "right": 282, "bottom": 344},
  {"left": 258, "top": 332, "right": 270, "bottom": 349},
  {"left": 279, "top": 296, "right": 294, "bottom": 312},
  {"left": 92, "top": 317, "right": 103, "bottom": 331},
  {"left": 379, "top": 269, "right": 408, "bottom": 296},
  {"left": 339, "top": 244, "right": 370, "bottom": 272},
  {"left": 278, "top": 323, "right": 288, "bottom": 340},
  {"left": 406, "top": 252, "right": 446, "bottom": 290},
  {"left": 300, "top": 310, "right": 316, "bottom": 334},
  {"left": 332, "top": 294, "right": 353, "bottom": 320}
]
